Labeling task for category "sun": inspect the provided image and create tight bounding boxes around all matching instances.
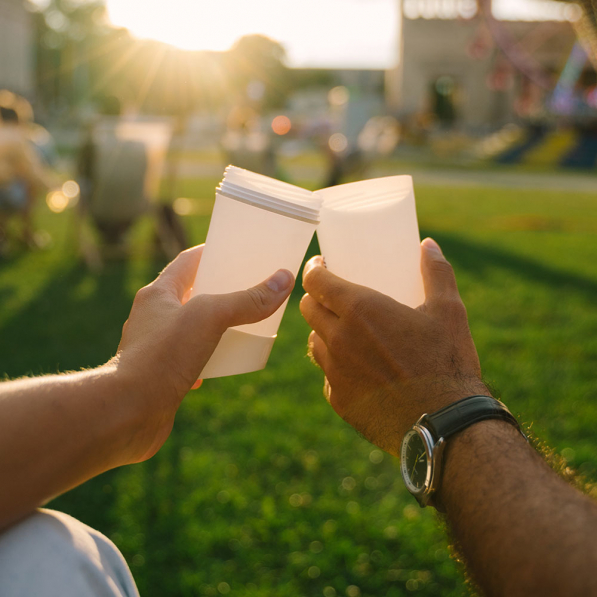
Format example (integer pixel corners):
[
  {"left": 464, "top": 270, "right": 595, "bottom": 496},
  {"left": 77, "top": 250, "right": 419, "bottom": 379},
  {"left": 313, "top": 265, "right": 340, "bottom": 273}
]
[
  {"left": 105, "top": 0, "right": 284, "bottom": 52},
  {"left": 104, "top": 0, "right": 401, "bottom": 69}
]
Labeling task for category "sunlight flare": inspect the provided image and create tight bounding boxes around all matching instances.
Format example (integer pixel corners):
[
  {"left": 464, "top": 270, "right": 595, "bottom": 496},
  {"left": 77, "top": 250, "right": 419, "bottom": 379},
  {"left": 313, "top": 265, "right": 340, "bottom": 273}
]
[{"left": 105, "top": 0, "right": 285, "bottom": 52}]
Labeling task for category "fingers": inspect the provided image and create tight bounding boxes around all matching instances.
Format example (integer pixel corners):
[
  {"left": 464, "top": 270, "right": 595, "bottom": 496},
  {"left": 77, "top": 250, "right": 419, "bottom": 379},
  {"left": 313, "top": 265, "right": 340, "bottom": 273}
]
[
  {"left": 308, "top": 330, "right": 330, "bottom": 371},
  {"left": 303, "top": 255, "right": 413, "bottom": 322},
  {"left": 323, "top": 377, "right": 332, "bottom": 405},
  {"left": 194, "top": 269, "right": 295, "bottom": 331},
  {"left": 300, "top": 293, "right": 338, "bottom": 344},
  {"left": 302, "top": 256, "right": 355, "bottom": 316},
  {"left": 154, "top": 245, "right": 204, "bottom": 301},
  {"left": 420, "top": 238, "right": 460, "bottom": 305}
]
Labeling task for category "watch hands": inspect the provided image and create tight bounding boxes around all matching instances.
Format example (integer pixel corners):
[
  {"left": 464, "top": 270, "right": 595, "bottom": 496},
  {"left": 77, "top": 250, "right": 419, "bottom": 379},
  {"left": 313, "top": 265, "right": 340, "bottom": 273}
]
[{"left": 411, "top": 453, "right": 422, "bottom": 479}]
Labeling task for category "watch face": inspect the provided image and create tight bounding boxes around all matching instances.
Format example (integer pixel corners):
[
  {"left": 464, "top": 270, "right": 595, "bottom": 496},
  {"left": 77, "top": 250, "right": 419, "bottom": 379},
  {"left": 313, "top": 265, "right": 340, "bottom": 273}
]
[{"left": 401, "top": 429, "right": 430, "bottom": 493}]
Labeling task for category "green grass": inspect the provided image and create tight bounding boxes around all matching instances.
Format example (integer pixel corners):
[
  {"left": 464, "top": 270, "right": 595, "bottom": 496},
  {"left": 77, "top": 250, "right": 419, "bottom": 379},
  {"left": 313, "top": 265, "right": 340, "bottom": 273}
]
[{"left": 1, "top": 177, "right": 596, "bottom": 596}]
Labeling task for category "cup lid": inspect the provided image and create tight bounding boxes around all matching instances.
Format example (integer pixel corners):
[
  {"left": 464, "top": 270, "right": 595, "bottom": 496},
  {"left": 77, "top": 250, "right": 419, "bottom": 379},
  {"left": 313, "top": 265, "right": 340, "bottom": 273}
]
[
  {"left": 220, "top": 182, "right": 320, "bottom": 217},
  {"left": 225, "top": 166, "right": 316, "bottom": 201},
  {"left": 218, "top": 166, "right": 321, "bottom": 224},
  {"left": 316, "top": 175, "right": 413, "bottom": 212}
]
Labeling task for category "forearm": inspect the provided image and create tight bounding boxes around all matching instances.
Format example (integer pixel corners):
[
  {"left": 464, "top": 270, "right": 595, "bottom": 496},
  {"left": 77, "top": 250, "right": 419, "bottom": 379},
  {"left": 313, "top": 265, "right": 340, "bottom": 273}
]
[
  {"left": 441, "top": 420, "right": 597, "bottom": 596},
  {"left": 0, "top": 365, "right": 137, "bottom": 531},
  {"left": 0, "top": 248, "right": 294, "bottom": 532}
]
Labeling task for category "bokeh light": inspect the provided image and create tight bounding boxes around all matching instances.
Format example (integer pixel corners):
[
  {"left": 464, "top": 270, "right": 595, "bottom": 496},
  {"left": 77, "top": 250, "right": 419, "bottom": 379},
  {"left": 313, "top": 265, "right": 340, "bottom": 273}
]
[
  {"left": 271, "top": 115, "right": 292, "bottom": 136},
  {"left": 61, "top": 180, "right": 80, "bottom": 201},
  {"left": 329, "top": 133, "right": 348, "bottom": 153},
  {"left": 173, "top": 197, "right": 193, "bottom": 216},
  {"left": 46, "top": 191, "right": 69, "bottom": 213},
  {"left": 328, "top": 86, "right": 350, "bottom": 107}
]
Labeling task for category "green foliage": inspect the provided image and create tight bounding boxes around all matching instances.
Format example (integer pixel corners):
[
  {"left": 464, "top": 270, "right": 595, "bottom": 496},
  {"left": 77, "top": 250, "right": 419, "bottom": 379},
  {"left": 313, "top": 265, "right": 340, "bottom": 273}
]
[
  {"left": 1, "top": 178, "right": 596, "bottom": 595},
  {"left": 226, "top": 35, "right": 291, "bottom": 112},
  {"left": 31, "top": 0, "right": 294, "bottom": 117}
]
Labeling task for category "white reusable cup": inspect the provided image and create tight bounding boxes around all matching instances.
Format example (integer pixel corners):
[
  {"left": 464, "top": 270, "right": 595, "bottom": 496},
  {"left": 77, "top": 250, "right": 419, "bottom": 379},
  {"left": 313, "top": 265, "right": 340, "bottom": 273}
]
[
  {"left": 191, "top": 166, "right": 321, "bottom": 379},
  {"left": 316, "top": 175, "right": 425, "bottom": 308}
]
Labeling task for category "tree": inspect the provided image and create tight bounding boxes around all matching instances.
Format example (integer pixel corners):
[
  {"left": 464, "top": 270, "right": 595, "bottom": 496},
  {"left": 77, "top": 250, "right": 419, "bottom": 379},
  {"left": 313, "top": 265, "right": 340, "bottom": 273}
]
[{"left": 226, "top": 34, "right": 291, "bottom": 112}]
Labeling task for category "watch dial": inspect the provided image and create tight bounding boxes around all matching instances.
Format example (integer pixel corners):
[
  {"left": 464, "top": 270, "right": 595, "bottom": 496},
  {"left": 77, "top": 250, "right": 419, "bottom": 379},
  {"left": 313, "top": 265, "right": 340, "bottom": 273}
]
[{"left": 403, "top": 431, "right": 429, "bottom": 491}]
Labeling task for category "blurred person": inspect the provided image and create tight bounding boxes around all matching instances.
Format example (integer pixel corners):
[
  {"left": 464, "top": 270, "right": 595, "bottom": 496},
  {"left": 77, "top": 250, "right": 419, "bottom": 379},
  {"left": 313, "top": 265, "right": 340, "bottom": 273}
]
[
  {"left": 77, "top": 97, "right": 167, "bottom": 260},
  {"left": 77, "top": 95, "right": 128, "bottom": 206},
  {"left": 322, "top": 140, "right": 364, "bottom": 188},
  {"left": 301, "top": 238, "right": 597, "bottom": 597},
  {"left": 77, "top": 96, "right": 141, "bottom": 252},
  {"left": 154, "top": 111, "right": 190, "bottom": 259},
  {"left": 221, "top": 105, "right": 277, "bottom": 177},
  {"left": 11, "top": 93, "right": 58, "bottom": 168},
  {"left": 0, "top": 92, "right": 54, "bottom": 251},
  {"left": 79, "top": 123, "right": 148, "bottom": 251},
  {"left": 0, "top": 245, "right": 295, "bottom": 596}
]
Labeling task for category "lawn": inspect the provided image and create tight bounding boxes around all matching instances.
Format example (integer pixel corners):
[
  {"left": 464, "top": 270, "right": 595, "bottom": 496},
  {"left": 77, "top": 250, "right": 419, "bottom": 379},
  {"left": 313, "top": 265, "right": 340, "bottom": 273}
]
[{"left": 1, "top": 174, "right": 596, "bottom": 596}]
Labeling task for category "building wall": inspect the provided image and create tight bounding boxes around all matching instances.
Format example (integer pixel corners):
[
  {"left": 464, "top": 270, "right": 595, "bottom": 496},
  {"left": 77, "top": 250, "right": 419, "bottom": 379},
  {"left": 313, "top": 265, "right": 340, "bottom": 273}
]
[
  {"left": 391, "top": 13, "right": 576, "bottom": 129},
  {"left": 402, "top": 19, "right": 486, "bottom": 126},
  {"left": 0, "top": 0, "right": 34, "bottom": 97}
]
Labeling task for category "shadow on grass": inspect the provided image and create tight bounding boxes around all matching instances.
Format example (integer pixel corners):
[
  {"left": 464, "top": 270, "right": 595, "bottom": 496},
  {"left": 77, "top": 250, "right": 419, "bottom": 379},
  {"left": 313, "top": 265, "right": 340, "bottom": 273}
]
[
  {"left": 138, "top": 421, "right": 193, "bottom": 595},
  {"left": 0, "top": 259, "right": 134, "bottom": 532},
  {"left": 296, "top": 229, "right": 597, "bottom": 302},
  {"left": 0, "top": 259, "right": 132, "bottom": 375},
  {"left": 425, "top": 230, "right": 597, "bottom": 299}
]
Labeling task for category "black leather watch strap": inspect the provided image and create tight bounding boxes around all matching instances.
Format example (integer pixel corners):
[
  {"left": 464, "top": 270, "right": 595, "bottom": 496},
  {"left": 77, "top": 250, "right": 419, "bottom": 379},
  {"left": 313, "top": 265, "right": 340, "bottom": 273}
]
[{"left": 421, "top": 395, "right": 522, "bottom": 441}]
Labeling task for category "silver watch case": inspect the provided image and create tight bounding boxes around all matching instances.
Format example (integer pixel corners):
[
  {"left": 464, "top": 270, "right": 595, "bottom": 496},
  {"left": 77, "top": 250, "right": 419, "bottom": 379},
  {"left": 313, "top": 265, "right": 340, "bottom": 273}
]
[{"left": 400, "top": 414, "right": 446, "bottom": 508}]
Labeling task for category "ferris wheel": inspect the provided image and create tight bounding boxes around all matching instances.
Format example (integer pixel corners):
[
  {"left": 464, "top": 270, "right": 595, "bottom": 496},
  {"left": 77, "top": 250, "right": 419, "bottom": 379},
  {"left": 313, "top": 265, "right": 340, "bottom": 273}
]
[{"left": 475, "top": 0, "right": 583, "bottom": 91}]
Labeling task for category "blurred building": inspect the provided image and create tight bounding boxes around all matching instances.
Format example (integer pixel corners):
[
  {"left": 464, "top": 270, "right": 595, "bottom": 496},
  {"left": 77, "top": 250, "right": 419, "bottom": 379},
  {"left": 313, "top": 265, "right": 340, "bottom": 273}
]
[
  {"left": 0, "top": 0, "right": 35, "bottom": 97},
  {"left": 387, "top": 0, "right": 578, "bottom": 129}
]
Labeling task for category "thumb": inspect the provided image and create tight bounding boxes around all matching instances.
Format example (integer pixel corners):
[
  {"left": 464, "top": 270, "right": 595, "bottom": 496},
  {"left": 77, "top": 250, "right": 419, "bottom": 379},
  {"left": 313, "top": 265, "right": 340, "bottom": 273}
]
[
  {"left": 420, "top": 238, "right": 459, "bottom": 304},
  {"left": 201, "top": 269, "right": 295, "bottom": 332}
]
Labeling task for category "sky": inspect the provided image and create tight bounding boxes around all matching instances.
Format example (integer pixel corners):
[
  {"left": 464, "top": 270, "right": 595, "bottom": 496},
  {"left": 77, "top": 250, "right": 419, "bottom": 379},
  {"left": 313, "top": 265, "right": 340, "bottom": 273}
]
[{"left": 104, "top": 0, "right": 579, "bottom": 69}]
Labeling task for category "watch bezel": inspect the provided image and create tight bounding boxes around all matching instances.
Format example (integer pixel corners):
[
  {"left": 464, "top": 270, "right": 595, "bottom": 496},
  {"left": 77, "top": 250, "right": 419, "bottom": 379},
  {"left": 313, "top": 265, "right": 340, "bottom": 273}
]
[{"left": 400, "top": 417, "right": 446, "bottom": 507}]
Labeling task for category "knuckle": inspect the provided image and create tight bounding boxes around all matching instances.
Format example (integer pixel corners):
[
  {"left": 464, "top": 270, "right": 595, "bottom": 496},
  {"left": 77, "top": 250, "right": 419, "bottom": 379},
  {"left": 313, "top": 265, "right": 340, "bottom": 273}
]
[
  {"left": 247, "top": 286, "right": 270, "bottom": 312},
  {"left": 196, "top": 295, "right": 227, "bottom": 329},
  {"left": 308, "top": 345, "right": 323, "bottom": 370},
  {"left": 184, "top": 293, "right": 211, "bottom": 316},
  {"left": 343, "top": 294, "right": 369, "bottom": 320},
  {"left": 444, "top": 297, "right": 468, "bottom": 321},
  {"left": 327, "top": 388, "right": 347, "bottom": 417},
  {"left": 327, "top": 328, "right": 346, "bottom": 354},
  {"left": 299, "top": 293, "right": 311, "bottom": 313},
  {"left": 430, "top": 258, "right": 455, "bottom": 277},
  {"left": 189, "top": 293, "right": 210, "bottom": 313},
  {"left": 308, "top": 329, "right": 318, "bottom": 346},
  {"left": 302, "top": 264, "right": 323, "bottom": 292},
  {"left": 133, "top": 284, "right": 156, "bottom": 305}
]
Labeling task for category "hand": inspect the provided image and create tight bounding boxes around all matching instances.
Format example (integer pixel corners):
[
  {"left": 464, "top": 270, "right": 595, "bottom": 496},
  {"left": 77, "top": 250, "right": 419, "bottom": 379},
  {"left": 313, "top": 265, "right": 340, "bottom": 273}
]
[
  {"left": 113, "top": 245, "right": 294, "bottom": 462},
  {"left": 300, "top": 238, "right": 487, "bottom": 457}
]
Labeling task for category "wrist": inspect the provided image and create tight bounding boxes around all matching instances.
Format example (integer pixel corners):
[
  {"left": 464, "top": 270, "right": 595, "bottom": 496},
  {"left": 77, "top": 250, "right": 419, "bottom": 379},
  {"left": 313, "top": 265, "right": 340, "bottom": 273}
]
[
  {"left": 399, "top": 377, "right": 491, "bottom": 442},
  {"left": 108, "top": 357, "right": 179, "bottom": 464},
  {"left": 437, "top": 418, "right": 527, "bottom": 514},
  {"left": 88, "top": 362, "right": 148, "bottom": 467},
  {"left": 400, "top": 395, "right": 524, "bottom": 512}
]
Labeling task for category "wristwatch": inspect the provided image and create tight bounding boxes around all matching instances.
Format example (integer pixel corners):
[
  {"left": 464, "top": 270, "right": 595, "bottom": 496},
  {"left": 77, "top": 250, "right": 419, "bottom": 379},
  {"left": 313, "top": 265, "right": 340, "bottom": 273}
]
[{"left": 400, "top": 395, "right": 526, "bottom": 511}]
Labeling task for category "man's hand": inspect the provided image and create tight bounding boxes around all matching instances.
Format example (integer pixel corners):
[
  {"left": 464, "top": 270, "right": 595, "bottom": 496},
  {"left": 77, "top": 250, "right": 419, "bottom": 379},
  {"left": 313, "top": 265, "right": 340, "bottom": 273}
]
[
  {"left": 303, "top": 238, "right": 597, "bottom": 597},
  {"left": 300, "top": 237, "right": 487, "bottom": 456},
  {"left": 0, "top": 245, "right": 294, "bottom": 530},
  {"left": 114, "top": 244, "right": 295, "bottom": 462}
]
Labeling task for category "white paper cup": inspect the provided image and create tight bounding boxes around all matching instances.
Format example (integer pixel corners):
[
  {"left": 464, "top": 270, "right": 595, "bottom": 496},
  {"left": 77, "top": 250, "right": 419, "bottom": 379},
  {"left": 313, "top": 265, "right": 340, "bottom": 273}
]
[
  {"left": 316, "top": 175, "right": 425, "bottom": 308},
  {"left": 191, "top": 168, "right": 320, "bottom": 379}
]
